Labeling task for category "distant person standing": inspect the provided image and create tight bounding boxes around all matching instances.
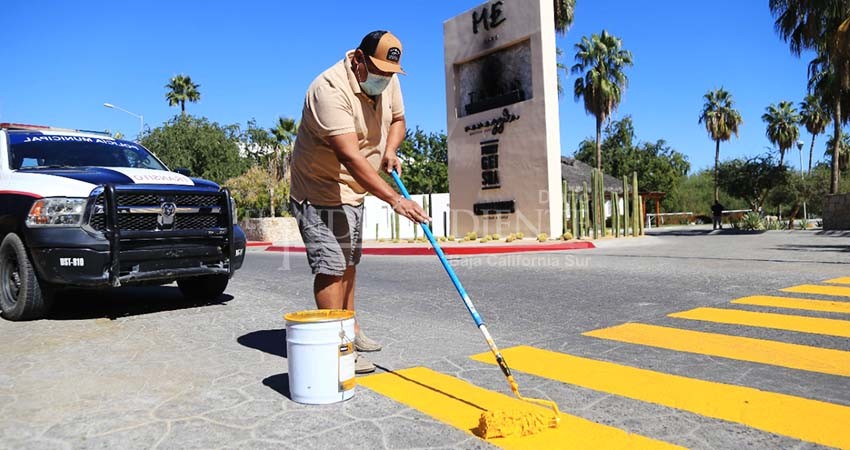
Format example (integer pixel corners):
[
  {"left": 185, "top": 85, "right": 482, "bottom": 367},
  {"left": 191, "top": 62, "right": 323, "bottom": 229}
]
[
  {"left": 289, "top": 31, "right": 429, "bottom": 374},
  {"left": 711, "top": 201, "right": 725, "bottom": 230}
]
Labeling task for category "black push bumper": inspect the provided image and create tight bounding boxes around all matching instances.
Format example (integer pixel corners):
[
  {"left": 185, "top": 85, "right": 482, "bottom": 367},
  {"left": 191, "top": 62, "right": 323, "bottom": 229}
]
[{"left": 26, "top": 222, "right": 246, "bottom": 287}]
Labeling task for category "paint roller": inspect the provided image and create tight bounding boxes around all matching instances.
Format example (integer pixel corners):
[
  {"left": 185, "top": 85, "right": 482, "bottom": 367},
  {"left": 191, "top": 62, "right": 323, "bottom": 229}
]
[{"left": 390, "top": 170, "right": 560, "bottom": 439}]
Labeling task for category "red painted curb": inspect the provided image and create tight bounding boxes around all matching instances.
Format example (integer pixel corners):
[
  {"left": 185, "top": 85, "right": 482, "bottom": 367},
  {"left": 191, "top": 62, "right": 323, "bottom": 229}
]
[
  {"left": 247, "top": 241, "right": 273, "bottom": 247},
  {"left": 266, "top": 241, "right": 595, "bottom": 256}
]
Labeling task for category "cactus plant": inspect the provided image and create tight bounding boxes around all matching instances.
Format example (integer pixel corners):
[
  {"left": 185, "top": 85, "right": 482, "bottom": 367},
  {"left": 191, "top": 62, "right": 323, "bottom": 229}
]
[
  {"left": 537, "top": 233, "right": 548, "bottom": 242},
  {"left": 632, "top": 172, "right": 640, "bottom": 237}
]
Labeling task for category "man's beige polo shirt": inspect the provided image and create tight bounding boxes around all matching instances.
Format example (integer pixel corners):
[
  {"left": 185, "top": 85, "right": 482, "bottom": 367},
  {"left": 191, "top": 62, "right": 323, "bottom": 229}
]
[{"left": 290, "top": 51, "right": 405, "bottom": 206}]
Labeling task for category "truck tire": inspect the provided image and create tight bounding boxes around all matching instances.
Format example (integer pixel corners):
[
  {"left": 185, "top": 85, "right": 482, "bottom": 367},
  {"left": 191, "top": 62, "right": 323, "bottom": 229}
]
[
  {"left": 177, "top": 274, "right": 229, "bottom": 301},
  {"left": 0, "top": 233, "right": 53, "bottom": 321}
]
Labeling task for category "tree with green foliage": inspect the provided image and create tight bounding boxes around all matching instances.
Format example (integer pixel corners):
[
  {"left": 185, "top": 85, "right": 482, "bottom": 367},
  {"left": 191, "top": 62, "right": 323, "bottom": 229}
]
[
  {"left": 824, "top": 132, "right": 850, "bottom": 172},
  {"left": 224, "top": 166, "right": 289, "bottom": 219},
  {"left": 140, "top": 115, "right": 246, "bottom": 184},
  {"left": 271, "top": 116, "right": 298, "bottom": 181},
  {"left": 717, "top": 155, "right": 788, "bottom": 212},
  {"left": 571, "top": 30, "right": 633, "bottom": 171},
  {"left": 165, "top": 75, "right": 201, "bottom": 115},
  {"left": 762, "top": 101, "right": 801, "bottom": 166},
  {"left": 574, "top": 116, "right": 689, "bottom": 210},
  {"left": 770, "top": 0, "right": 850, "bottom": 193},
  {"left": 242, "top": 119, "right": 282, "bottom": 216},
  {"left": 395, "top": 127, "right": 448, "bottom": 194},
  {"left": 799, "top": 94, "right": 832, "bottom": 173},
  {"left": 699, "top": 88, "right": 743, "bottom": 204},
  {"left": 553, "top": 0, "right": 575, "bottom": 34}
]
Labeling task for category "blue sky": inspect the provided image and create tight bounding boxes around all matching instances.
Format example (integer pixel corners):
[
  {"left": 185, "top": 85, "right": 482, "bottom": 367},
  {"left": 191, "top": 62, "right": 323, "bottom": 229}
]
[{"left": 1, "top": 0, "right": 840, "bottom": 173}]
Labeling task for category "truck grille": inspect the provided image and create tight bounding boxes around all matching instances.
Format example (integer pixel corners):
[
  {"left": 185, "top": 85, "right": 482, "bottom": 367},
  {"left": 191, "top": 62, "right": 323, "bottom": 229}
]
[{"left": 88, "top": 190, "right": 228, "bottom": 232}]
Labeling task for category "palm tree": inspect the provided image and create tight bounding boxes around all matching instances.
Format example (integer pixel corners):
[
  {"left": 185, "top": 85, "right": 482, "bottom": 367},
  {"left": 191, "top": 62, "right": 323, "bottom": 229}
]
[
  {"left": 698, "top": 88, "right": 743, "bottom": 203},
  {"left": 571, "top": 30, "right": 633, "bottom": 171},
  {"left": 270, "top": 117, "right": 298, "bottom": 182},
  {"left": 165, "top": 75, "right": 201, "bottom": 115},
  {"left": 553, "top": 0, "right": 575, "bottom": 96},
  {"left": 553, "top": 0, "right": 575, "bottom": 35},
  {"left": 825, "top": 133, "right": 850, "bottom": 172},
  {"left": 762, "top": 101, "right": 801, "bottom": 166},
  {"left": 799, "top": 94, "right": 831, "bottom": 173},
  {"left": 770, "top": 0, "right": 850, "bottom": 193}
]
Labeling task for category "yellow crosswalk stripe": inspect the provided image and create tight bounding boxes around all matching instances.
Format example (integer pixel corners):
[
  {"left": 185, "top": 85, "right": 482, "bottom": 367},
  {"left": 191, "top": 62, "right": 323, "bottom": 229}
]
[
  {"left": 359, "top": 367, "right": 685, "bottom": 450},
  {"left": 732, "top": 295, "right": 850, "bottom": 314},
  {"left": 583, "top": 322, "right": 850, "bottom": 377},
  {"left": 668, "top": 307, "right": 850, "bottom": 338},
  {"left": 782, "top": 284, "right": 850, "bottom": 297},
  {"left": 471, "top": 346, "right": 850, "bottom": 449},
  {"left": 823, "top": 277, "right": 850, "bottom": 285}
]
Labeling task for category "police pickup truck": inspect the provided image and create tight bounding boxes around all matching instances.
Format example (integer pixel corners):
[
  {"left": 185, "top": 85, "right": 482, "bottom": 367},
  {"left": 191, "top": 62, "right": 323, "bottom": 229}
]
[{"left": 0, "top": 123, "right": 246, "bottom": 320}]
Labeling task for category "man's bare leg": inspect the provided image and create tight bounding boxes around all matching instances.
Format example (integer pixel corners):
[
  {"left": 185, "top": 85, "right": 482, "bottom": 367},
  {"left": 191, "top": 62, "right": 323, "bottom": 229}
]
[
  {"left": 340, "top": 265, "right": 358, "bottom": 333},
  {"left": 314, "top": 274, "right": 344, "bottom": 310}
]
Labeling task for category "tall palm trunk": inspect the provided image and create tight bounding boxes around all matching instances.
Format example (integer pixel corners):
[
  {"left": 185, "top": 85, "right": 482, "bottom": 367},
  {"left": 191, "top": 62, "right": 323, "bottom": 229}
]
[
  {"left": 713, "top": 139, "right": 720, "bottom": 203},
  {"left": 595, "top": 116, "right": 602, "bottom": 170},
  {"left": 779, "top": 148, "right": 785, "bottom": 167},
  {"left": 808, "top": 135, "right": 816, "bottom": 174},
  {"left": 181, "top": 101, "right": 186, "bottom": 115},
  {"left": 831, "top": 99, "right": 841, "bottom": 194}
]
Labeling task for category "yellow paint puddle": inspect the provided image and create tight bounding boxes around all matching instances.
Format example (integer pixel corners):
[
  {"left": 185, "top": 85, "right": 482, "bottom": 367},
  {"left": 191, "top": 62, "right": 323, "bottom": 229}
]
[
  {"left": 782, "top": 284, "right": 850, "bottom": 298},
  {"left": 823, "top": 277, "right": 850, "bottom": 285},
  {"left": 359, "top": 367, "right": 684, "bottom": 450},
  {"left": 471, "top": 345, "right": 850, "bottom": 449},
  {"left": 583, "top": 323, "right": 850, "bottom": 377},
  {"left": 668, "top": 307, "right": 850, "bottom": 338},
  {"left": 732, "top": 295, "right": 850, "bottom": 314}
]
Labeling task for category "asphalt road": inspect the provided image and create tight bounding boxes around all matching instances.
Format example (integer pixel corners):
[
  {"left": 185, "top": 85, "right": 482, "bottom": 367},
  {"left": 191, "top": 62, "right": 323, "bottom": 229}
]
[{"left": 0, "top": 228, "right": 848, "bottom": 449}]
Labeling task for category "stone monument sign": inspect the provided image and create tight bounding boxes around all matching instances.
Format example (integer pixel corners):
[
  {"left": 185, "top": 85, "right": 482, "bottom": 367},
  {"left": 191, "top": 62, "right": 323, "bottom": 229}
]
[{"left": 444, "top": 0, "right": 562, "bottom": 237}]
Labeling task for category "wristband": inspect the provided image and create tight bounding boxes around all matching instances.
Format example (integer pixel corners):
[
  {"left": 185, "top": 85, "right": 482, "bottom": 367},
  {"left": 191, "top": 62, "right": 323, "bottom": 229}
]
[{"left": 391, "top": 196, "right": 403, "bottom": 211}]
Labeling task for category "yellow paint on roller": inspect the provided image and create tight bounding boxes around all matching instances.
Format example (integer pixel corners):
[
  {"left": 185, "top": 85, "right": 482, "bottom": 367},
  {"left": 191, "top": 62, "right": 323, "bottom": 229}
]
[
  {"left": 782, "top": 284, "right": 850, "bottom": 298},
  {"left": 732, "top": 295, "right": 850, "bottom": 314},
  {"left": 359, "top": 367, "right": 684, "bottom": 450},
  {"left": 668, "top": 307, "right": 850, "bottom": 338},
  {"left": 583, "top": 323, "right": 850, "bottom": 377},
  {"left": 823, "top": 277, "right": 850, "bottom": 285},
  {"left": 471, "top": 346, "right": 850, "bottom": 449}
]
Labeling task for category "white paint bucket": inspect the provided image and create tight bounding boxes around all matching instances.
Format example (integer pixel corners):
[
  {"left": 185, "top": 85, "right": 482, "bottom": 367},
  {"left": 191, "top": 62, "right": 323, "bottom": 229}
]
[{"left": 284, "top": 309, "right": 356, "bottom": 404}]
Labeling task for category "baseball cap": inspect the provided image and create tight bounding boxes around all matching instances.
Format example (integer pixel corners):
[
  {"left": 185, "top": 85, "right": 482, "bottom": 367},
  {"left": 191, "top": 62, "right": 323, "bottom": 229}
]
[{"left": 358, "top": 31, "right": 405, "bottom": 74}]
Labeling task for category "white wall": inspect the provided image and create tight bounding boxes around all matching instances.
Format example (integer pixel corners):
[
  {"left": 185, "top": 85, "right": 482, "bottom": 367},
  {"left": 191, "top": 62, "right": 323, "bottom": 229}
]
[{"left": 363, "top": 193, "right": 451, "bottom": 240}]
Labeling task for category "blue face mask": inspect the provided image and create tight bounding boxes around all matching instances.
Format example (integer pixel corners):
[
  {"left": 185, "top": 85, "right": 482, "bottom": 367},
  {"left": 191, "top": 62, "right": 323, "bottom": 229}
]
[{"left": 360, "top": 71, "right": 392, "bottom": 96}]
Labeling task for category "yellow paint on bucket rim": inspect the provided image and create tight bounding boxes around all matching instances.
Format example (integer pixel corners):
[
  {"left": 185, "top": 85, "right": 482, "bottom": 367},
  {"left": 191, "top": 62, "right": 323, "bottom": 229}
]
[{"left": 284, "top": 309, "right": 355, "bottom": 323}]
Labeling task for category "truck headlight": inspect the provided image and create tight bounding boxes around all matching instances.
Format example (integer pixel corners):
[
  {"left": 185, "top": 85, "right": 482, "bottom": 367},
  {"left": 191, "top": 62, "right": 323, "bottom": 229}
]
[{"left": 26, "top": 198, "right": 87, "bottom": 227}]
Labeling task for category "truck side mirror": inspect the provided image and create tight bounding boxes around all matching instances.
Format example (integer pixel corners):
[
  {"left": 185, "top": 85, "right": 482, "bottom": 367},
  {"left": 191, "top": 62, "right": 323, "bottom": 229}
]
[{"left": 174, "top": 168, "right": 191, "bottom": 177}]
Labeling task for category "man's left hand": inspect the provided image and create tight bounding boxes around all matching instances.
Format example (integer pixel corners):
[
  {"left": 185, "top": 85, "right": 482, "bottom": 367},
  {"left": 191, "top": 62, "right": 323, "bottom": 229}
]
[{"left": 381, "top": 151, "right": 402, "bottom": 175}]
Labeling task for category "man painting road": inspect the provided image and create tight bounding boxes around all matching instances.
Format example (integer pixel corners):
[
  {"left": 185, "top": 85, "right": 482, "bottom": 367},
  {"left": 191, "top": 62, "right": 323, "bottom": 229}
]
[{"left": 289, "top": 31, "right": 429, "bottom": 374}]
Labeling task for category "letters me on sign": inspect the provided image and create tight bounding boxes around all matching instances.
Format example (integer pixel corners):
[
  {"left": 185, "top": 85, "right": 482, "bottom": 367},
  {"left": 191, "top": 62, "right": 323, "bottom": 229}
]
[{"left": 473, "top": 1, "right": 506, "bottom": 34}]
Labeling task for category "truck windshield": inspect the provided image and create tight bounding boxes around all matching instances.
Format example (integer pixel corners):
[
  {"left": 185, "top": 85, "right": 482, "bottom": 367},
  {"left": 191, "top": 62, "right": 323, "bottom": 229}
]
[{"left": 7, "top": 132, "right": 168, "bottom": 171}]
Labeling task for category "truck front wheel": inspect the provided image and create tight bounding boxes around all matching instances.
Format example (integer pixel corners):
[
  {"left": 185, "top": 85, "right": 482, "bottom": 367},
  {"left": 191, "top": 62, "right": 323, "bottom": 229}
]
[
  {"left": 177, "top": 274, "right": 229, "bottom": 301},
  {"left": 0, "top": 233, "right": 53, "bottom": 321}
]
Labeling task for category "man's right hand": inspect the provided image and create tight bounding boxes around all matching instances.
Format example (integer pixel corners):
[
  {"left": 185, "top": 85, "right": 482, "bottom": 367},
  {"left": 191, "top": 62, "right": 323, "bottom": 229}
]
[{"left": 393, "top": 197, "right": 431, "bottom": 224}]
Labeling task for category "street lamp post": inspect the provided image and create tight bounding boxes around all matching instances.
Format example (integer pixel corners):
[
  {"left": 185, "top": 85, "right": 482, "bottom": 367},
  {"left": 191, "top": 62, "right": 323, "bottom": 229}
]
[
  {"left": 796, "top": 140, "right": 807, "bottom": 222},
  {"left": 103, "top": 102, "right": 144, "bottom": 139}
]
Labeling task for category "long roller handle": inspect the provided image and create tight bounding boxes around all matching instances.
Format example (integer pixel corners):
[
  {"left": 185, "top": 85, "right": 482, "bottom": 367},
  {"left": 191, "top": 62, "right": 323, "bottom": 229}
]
[{"left": 390, "top": 170, "right": 513, "bottom": 379}]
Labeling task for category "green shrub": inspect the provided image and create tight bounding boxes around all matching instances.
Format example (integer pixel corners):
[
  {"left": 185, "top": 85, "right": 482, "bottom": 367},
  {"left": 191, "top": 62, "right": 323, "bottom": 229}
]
[
  {"left": 225, "top": 166, "right": 290, "bottom": 219},
  {"left": 740, "top": 212, "right": 765, "bottom": 231},
  {"left": 537, "top": 233, "right": 548, "bottom": 242},
  {"left": 561, "top": 232, "right": 573, "bottom": 240},
  {"left": 516, "top": 232, "right": 525, "bottom": 239}
]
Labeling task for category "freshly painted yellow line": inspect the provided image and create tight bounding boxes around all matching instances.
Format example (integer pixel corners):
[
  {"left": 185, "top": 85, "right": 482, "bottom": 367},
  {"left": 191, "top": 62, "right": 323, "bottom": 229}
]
[
  {"left": 583, "top": 323, "right": 850, "bottom": 377},
  {"left": 359, "top": 367, "right": 684, "bottom": 450},
  {"left": 782, "top": 284, "right": 850, "bottom": 298},
  {"left": 823, "top": 277, "right": 850, "bottom": 285},
  {"left": 732, "top": 295, "right": 850, "bottom": 314},
  {"left": 471, "top": 346, "right": 850, "bottom": 449},
  {"left": 668, "top": 307, "right": 850, "bottom": 338}
]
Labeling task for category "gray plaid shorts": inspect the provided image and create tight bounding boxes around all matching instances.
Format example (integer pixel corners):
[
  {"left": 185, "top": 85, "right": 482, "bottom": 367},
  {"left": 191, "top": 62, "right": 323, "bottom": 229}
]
[{"left": 290, "top": 199, "right": 363, "bottom": 276}]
